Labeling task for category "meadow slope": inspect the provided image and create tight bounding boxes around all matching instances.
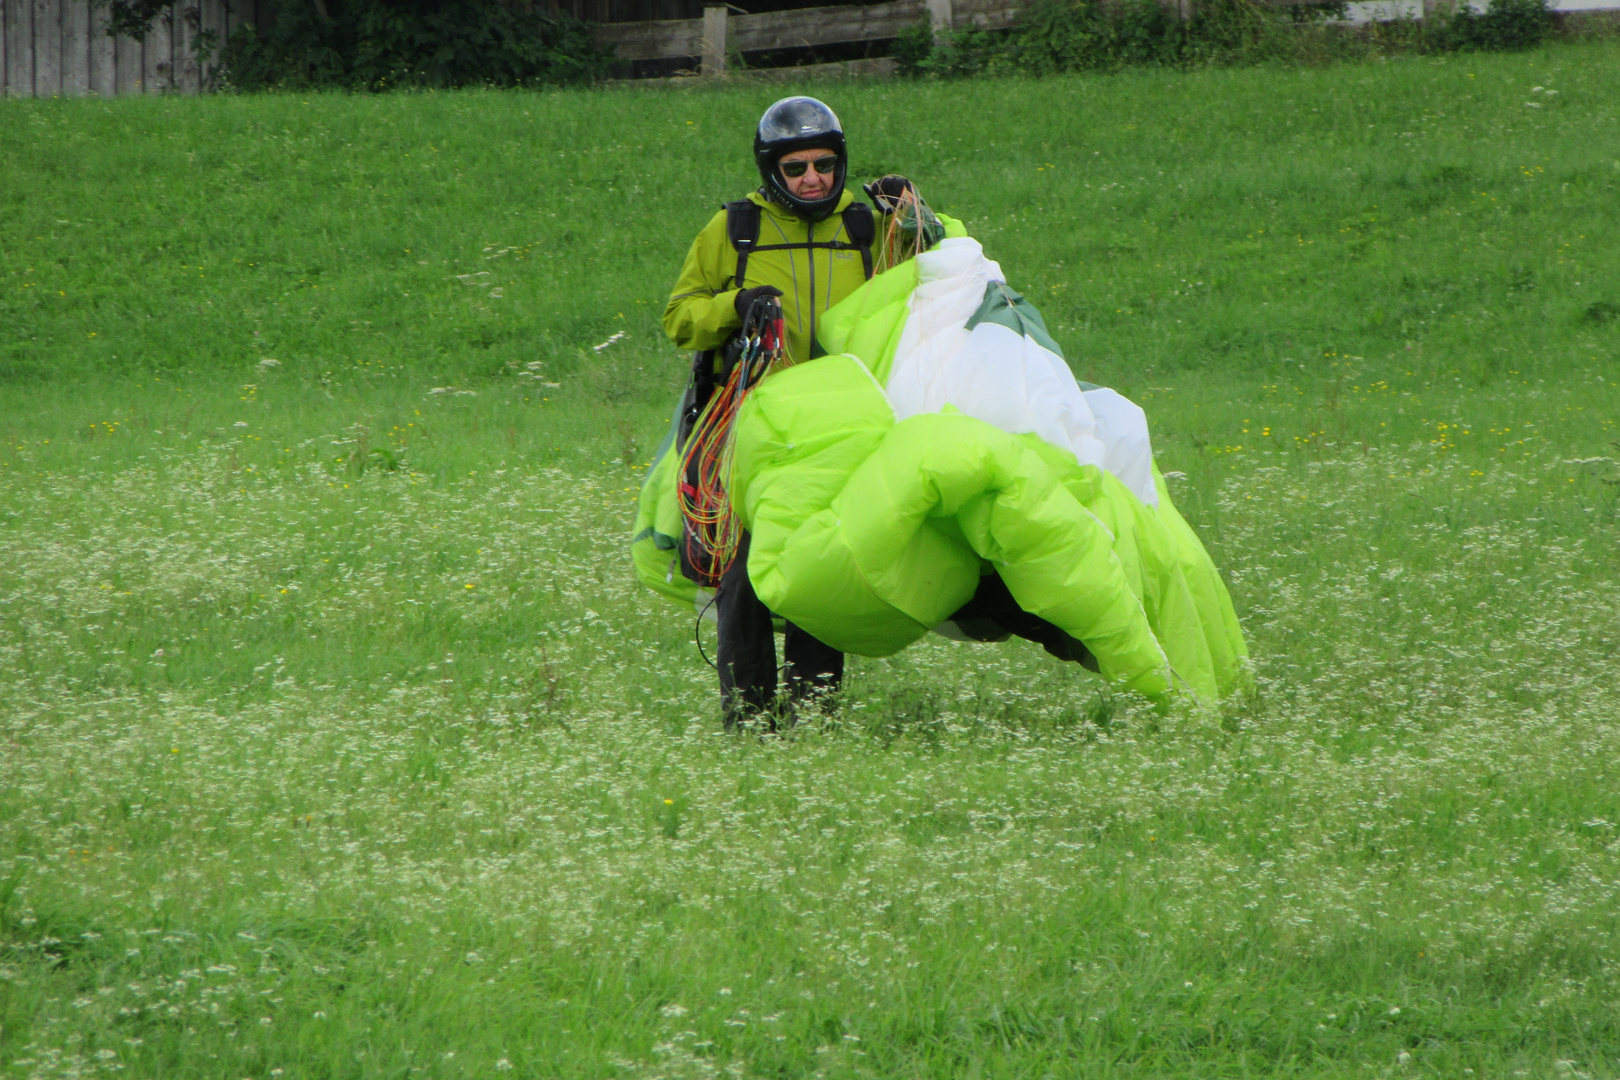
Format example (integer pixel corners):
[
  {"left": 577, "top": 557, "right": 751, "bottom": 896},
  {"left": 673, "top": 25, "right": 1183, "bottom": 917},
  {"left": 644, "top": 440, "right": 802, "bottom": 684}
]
[{"left": 2, "top": 42, "right": 1619, "bottom": 1079}]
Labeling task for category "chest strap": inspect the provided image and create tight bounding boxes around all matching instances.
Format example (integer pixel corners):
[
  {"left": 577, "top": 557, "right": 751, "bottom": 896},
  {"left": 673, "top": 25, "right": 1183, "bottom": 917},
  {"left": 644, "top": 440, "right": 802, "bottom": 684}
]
[{"left": 725, "top": 199, "right": 875, "bottom": 289}]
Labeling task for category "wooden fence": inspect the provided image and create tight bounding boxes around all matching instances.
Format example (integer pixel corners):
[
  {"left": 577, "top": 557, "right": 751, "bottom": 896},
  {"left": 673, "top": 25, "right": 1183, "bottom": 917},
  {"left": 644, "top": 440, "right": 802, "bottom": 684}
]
[
  {"left": 595, "top": 0, "right": 1619, "bottom": 77},
  {"left": 0, "top": 0, "right": 979, "bottom": 92},
  {"left": 4, "top": 0, "right": 1615, "bottom": 94},
  {"left": 1, "top": 0, "right": 270, "bottom": 96},
  {"left": 595, "top": 0, "right": 1009, "bottom": 76}
]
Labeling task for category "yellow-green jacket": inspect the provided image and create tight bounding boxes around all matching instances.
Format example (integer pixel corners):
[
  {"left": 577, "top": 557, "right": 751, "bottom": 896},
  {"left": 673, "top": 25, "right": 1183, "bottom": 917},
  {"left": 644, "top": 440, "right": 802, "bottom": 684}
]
[{"left": 663, "top": 190, "right": 962, "bottom": 365}]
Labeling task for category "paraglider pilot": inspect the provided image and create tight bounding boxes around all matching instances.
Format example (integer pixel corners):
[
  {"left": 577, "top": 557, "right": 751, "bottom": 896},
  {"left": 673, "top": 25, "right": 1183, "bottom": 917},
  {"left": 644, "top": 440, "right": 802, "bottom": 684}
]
[{"left": 662, "top": 96, "right": 918, "bottom": 726}]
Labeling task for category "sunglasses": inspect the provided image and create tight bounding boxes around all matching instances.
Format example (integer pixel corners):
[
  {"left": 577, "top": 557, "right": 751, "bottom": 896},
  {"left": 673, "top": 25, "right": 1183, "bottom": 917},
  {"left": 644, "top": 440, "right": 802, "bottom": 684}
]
[{"left": 779, "top": 156, "right": 838, "bottom": 179}]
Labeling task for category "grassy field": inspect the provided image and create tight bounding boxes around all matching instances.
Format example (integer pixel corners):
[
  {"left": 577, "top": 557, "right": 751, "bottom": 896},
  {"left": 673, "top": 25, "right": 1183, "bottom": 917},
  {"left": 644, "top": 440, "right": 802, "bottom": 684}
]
[{"left": 3, "top": 40, "right": 1620, "bottom": 1079}]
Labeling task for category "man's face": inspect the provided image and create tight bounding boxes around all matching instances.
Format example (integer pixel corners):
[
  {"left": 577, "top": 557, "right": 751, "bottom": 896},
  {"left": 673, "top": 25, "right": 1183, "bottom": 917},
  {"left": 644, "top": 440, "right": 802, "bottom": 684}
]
[{"left": 778, "top": 147, "right": 838, "bottom": 201}]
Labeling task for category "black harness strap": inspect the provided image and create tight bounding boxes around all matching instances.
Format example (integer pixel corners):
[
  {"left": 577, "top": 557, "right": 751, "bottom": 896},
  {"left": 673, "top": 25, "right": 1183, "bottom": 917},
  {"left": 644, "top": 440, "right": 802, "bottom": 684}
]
[
  {"left": 842, "top": 202, "right": 876, "bottom": 280},
  {"left": 724, "top": 199, "right": 876, "bottom": 287},
  {"left": 724, "top": 200, "right": 762, "bottom": 290}
]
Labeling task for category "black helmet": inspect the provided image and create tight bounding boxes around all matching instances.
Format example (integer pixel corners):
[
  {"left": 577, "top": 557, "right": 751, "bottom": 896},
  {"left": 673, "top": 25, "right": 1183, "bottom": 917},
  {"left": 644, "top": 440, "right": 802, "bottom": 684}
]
[{"left": 753, "top": 96, "right": 847, "bottom": 221}]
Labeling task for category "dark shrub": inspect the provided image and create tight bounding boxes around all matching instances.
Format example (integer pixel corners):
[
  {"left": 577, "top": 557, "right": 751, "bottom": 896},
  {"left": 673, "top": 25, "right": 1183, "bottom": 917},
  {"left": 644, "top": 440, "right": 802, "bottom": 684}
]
[
  {"left": 1426, "top": 0, "right": 1553, "bottom": 51},
  {"left": 101, "top": 0, "right": 609, "bottom": 90},
  {"left": 896, "top": 0, "right": 1554, "bottom": 78}
]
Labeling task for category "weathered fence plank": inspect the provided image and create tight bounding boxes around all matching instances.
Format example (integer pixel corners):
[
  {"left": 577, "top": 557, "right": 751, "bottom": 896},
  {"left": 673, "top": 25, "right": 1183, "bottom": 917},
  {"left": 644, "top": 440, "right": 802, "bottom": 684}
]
[
  {"left": 595, "top": 14, "right": 699, "bottom": 59},
  {"left": 202, "top": 0, "right": 226, "bottom": 85},
  {"left": 597, "top": 0, "right": 928, "bottom": 61},
  {"left": 731, "top": 0, "right": 925, "bottom": 50},
  {"left": 949, "top": 0, "right": 1029, "bottom": 28},
  {"left": 175, "top": 4, "right": 193, "bottom": 89},
  {"left": 188, "top": 1, "right": 209, "bottom": 90},
  {"left": 700, "top": 3, "right": 724, "bottom": 73},
  {"left": 756, "top": 54, "right": 897, "bottom": 79},
  {"left": 63, "top": 0, "right": 89, "bottom": 93},
  {"left": 33, "top": 0, "right": 60, "bottom": 95},
  {"left": 115, "top": 23, "right": 140, "bottom": 92},
  {"left": 142, "top": 2, "right": 171, "bottom": 91},
  {"left": 0, "top": 0, "right": 9, "bottom": 95},
  {"left": 179, "top": 0, "right": 201, "bottom": 90},
  {"left": 195, "top": 0, "right": 216, "bottom": 86},
  {"left": 90, "top": 0, "right": 116, "bottom": 94}
]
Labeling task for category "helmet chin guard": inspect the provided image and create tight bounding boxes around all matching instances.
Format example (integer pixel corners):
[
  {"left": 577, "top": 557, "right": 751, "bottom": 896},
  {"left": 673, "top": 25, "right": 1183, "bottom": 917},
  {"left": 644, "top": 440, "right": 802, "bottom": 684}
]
[{"left": 753, "top": 96, "right": 847, "bottom": 221}]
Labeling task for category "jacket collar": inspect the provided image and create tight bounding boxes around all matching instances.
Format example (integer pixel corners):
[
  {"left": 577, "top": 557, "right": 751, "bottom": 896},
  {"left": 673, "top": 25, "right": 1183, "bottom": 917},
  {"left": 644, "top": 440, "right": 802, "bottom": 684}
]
[{"left": 748, "top": 188, "right": 855, "bottom": 227}]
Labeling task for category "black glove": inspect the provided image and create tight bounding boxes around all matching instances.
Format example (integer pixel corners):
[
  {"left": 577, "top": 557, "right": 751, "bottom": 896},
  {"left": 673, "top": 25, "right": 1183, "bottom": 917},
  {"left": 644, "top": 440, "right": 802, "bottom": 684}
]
[
  {"left": 863, "top": 174, "right": 915, "bottom": 214},
  {"left": 734, "top": 284, "right": 783, "bottom": 320}
]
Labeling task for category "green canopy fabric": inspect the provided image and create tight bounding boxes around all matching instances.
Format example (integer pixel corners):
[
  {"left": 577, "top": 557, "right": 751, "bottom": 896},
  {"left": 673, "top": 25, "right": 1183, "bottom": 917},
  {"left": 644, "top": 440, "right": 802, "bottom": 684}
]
[{"left": 632, "top": 233, "right": 1250, "bottom": 705}]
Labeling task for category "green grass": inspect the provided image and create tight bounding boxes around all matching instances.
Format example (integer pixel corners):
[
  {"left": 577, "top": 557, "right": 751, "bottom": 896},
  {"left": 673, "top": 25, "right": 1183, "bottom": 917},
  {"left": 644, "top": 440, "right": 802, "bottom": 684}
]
[{"left": 3, "top": 40, "right": 1620, "bottom": 1079}]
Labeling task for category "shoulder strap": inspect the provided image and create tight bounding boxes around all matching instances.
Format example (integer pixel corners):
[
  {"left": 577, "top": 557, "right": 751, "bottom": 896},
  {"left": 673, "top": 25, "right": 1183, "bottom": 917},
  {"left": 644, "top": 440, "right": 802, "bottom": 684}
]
[
  {"left": 840, "top": 202, "right": 876, "bottom": 280},
  {"left": 723, "top": 200, "right": 762, "bottom": 290}
]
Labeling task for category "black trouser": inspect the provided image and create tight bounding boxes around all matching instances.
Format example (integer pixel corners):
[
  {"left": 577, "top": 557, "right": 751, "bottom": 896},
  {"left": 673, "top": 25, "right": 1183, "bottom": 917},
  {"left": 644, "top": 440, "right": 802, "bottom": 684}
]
[{"left": 716, "top": 532, "right": 844, "bottom": 725}]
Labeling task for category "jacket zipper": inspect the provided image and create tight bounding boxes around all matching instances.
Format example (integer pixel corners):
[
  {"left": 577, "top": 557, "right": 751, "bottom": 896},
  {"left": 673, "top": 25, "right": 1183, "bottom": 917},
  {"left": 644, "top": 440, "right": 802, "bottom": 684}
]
[{"left": 806, "top": 216, "right": 816, "bottom": 358}]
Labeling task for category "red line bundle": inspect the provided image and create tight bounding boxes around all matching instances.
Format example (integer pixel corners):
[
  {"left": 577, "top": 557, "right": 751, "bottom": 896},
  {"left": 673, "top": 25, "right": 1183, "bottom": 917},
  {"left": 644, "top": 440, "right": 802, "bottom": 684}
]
[{"left": 678, "top": 310, "right": 786, "bottom": 587}]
